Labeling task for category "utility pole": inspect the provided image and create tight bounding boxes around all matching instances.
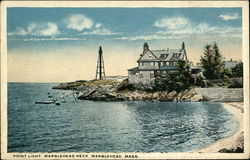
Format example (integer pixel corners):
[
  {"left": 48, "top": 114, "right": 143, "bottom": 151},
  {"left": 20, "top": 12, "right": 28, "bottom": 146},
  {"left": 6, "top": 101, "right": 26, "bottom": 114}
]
[{"left": 95, "top": 46, "right": 105, "bottom": 80}]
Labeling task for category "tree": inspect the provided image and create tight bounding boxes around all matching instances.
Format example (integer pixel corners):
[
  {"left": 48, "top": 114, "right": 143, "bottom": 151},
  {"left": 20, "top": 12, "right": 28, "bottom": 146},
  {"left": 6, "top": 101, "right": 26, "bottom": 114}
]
[
  {"left": 200, "top": 42, "right": 224, "bottom": 79},
  {"left": 176, "top": 60, "right": 193, "bottom": 88},
  {"left": 232, "top": 61, "right": 243, "bottom": 77},
  {"left": 154, "top": 60, "right": 192, "bottom": 92}
]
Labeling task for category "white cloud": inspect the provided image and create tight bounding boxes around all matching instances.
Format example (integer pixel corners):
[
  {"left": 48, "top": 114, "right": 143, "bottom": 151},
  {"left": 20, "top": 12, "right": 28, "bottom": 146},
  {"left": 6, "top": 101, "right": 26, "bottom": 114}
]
[
  {"left": 82, "top": 28, "right": 120, "bottom": 35},
  {"left": 95, "top": 23, "right": 102, "bottom": 28},
  {"left": 153, "top": 16, "right": 241, "bottom": 37},
  {"left": 8, "top": 27, "right": 28, "bottom": 36},
  {"left": 111, "top": 34, "right": 186, "bottom": 41},
  {"left": 66, "top": 14, "right": 94, "bottom": 31},
  {"left": 219, "top": 13, "right": 240, "bottom": 21},
  {"left": 154, "top": 16, "right": 189, "bottom": 29},
  {"left": 8, "top": 22, "right": 59, "bottom": 36},
  {"left": 156, "top": 24, "right": 241, "bottom": 36},
  {"left": 111, "top": 21, "right": 241, "bottom": 41},
  {"left": 39, "top": 23, "right": 59, "bottom": 36}
]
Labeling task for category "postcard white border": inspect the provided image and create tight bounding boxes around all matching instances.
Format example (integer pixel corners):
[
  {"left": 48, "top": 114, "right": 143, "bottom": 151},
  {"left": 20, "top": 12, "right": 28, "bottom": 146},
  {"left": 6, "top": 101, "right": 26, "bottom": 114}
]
[{"left": 1, "top": 1, "right": 249, "bottom": 159}]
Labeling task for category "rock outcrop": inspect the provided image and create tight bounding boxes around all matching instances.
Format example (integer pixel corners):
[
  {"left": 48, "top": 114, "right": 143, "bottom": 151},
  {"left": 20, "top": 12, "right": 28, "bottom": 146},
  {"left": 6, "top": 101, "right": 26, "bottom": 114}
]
[
  {"left": 53, "top": 80, "right": 205, "bottom": 102},
  {"left": 77, "top": 85, "right": 203, "bottom": 102}
]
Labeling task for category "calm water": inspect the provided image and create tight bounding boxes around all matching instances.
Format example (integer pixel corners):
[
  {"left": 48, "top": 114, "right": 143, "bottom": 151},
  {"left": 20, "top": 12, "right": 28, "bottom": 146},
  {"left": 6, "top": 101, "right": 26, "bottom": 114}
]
[{"left": 8, "top": 83, "right": 238, "bottom": 152}]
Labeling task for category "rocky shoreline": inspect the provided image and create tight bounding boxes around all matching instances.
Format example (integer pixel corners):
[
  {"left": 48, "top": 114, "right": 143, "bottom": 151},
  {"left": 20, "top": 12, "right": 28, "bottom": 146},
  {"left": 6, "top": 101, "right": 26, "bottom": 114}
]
[
  {"left": 78, "top": 87, "right": 204, "bottom": 102},
  {"left": 52, "top": 80, "right": 204, "bottom": 102}
]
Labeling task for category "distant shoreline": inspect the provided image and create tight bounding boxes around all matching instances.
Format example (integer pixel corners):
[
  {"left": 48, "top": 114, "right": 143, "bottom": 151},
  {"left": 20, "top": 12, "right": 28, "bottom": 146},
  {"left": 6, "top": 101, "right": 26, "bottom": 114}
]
[{"left": 197, "top": 102, "right": 244, "bottom": 153}]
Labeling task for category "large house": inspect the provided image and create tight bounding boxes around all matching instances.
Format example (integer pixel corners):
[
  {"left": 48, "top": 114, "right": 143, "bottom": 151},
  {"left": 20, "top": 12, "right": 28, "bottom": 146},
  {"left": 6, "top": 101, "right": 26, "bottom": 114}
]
[
  {"left": 128, "top": 42, "right": 188, "bottom": 84},
  {"left": 224, "top": 59, "right": 237, "bottom": 69}
]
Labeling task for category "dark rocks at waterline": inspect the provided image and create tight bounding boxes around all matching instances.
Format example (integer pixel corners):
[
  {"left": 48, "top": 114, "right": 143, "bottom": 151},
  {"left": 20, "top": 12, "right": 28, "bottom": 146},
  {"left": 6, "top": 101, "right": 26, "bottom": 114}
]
[
  {"left": 218, "top": 132, "right": 244, "bottom": 153},
  {"left": 219, "top": 147, "right": 244, "bottom": 153},
  {"left": 77, "top": 86, "right": 204, "bottom": 102}
]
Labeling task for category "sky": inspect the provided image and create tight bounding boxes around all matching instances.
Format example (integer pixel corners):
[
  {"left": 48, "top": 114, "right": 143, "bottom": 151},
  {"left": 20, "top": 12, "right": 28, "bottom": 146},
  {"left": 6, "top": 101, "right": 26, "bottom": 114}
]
[{"left": 7, "top": 7, "right": 242, "bottom": 82}]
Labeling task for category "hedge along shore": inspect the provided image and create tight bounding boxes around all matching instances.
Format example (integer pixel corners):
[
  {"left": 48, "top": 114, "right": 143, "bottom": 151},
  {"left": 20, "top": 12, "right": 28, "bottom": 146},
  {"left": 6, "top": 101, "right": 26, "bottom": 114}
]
[{"left": 197, "top": 102, "right": 244, "bottom": 153}]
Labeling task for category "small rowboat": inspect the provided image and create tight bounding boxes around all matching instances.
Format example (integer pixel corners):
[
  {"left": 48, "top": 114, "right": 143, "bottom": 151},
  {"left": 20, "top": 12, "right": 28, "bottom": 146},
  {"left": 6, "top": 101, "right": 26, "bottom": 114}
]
[{"left": 35, "top": 101, "right": 55, "bottom": 104}]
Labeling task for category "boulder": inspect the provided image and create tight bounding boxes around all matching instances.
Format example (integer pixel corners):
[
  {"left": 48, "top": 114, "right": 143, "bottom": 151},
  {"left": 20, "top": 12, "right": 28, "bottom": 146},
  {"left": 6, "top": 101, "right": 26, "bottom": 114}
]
[
  {"left": 190, "top": 94, "right": 203, "bottom": 102},
  {"left": 159, "top": 92, "right": 168, "bottom": 101},
  {"left": 166, "top": 91, "right": 177, "bottom": 101},
  {"left": 174, "top": 91, "right": 185, "bottom": 101},
  {"left": 181, "top": 89, "right": 196, "bottom": 100},
  {"left": 105, "top": 92, "right": 117, "bottom": 99}
]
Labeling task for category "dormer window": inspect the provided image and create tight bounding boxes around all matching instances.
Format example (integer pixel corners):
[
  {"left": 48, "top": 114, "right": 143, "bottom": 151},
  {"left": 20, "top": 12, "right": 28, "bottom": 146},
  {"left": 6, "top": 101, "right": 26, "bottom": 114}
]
[
  {"left": 173, "top": 53, "right": 179, "bottom": 58},
  {"left": 160, "top": 54, "right": 168, "bottom": 58}
]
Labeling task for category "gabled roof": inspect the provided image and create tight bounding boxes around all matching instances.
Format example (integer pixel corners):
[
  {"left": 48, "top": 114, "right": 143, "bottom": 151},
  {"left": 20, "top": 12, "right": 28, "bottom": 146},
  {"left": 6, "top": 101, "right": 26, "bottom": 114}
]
[
  {"left": 128, "top": 67, "right": 139, "bottom": 71},
  {"left": 151, "top": 49, "right": 182, "bottom": 57},
  {"left": 138, "top": 49, "right": 186, "bottom": 62},
  {"left": 137, "top": 50, "right": 158, "bottom": 62},
  {"left": 137, "top": 42, "right": 187, "bottom": 62},
  {"left": 151, "top": 49, "right": 185, "bottom": 61}
]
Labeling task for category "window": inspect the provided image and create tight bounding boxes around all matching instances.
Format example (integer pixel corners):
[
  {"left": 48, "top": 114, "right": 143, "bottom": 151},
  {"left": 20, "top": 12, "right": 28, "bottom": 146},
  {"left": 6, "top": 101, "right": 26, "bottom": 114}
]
[
  {"left": 163, "top": 62, "right": 166, "bottom": 66},
  {"left": 150, "top": 73, "right": 154, "bottom": 78}
]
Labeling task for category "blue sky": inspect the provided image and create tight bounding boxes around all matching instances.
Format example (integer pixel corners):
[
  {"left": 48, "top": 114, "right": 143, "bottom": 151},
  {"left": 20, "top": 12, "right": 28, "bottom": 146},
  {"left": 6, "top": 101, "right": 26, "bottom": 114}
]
[{"left": 7, "top": 7, "right": 242, "bottom": 82}]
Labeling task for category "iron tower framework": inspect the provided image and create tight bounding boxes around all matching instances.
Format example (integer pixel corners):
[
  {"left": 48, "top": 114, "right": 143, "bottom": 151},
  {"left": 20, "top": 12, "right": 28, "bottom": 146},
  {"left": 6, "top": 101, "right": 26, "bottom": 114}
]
[{"left": 95, "top": 46, "right": 105, "bottom": 80}]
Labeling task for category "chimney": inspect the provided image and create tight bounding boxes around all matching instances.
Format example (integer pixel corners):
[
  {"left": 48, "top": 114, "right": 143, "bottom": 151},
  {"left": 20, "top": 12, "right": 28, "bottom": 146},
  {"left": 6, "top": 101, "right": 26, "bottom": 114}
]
[
  {"left": 182, "top": 42, "right": 185, "bottom": 49},
  {"left": 143, "top": 43, "right": 149, "bottom": 52}
]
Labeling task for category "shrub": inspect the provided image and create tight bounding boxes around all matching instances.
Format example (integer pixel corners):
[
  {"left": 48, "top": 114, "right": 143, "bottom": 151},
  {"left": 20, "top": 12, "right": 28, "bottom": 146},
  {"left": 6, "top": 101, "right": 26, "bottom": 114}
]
[
  {"left": 117, "top": 79, "right": 136, "bottom": 91},
  {"left": 228, "top": 80, "right": 243, "bottom": 88}
]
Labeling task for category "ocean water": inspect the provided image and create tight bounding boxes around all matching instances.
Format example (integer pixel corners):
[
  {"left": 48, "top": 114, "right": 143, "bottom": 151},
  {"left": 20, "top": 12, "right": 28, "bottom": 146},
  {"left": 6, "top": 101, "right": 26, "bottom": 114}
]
[{"left": 7, "top": 83, "right": 238, "bottom": 152}]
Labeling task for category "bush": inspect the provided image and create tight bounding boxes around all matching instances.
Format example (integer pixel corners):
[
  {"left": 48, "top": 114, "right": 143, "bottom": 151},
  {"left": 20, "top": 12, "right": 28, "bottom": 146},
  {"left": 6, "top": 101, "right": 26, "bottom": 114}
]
[
  {"left": 232, "top": 62, "right": 243, "bottom": 77},
  {"left": 117, "top": 79, "right": 136, "bottom": 91},
  {"left": 195, "top": 75, "right": 204, "bottom": 87},
  {"left": 228, "top": 80, "right": 243, "bottom": 88},
  {"left": 154, "top": 61, "right": 193, "bottom": 92}
]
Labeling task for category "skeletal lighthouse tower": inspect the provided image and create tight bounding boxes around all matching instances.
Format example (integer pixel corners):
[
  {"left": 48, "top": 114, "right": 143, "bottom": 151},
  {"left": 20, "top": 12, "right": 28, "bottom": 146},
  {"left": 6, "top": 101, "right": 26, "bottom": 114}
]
[{"left": 95, "top": 46, "right": 106, "bottom": 80}]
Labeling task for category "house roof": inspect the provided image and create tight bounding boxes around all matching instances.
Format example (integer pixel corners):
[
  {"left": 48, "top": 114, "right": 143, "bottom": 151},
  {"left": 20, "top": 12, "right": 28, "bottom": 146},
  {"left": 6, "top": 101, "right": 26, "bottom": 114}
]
[
  {"left": 138, "top": 48, "right": 186, "bottom": 62},
  {"left": 151, "top": 49, "right": 181, "bottom": 57},
  {"left": 224, "top": 60, "right": 237, "bottom": 69},
  {"left": 152, "top": 49, "right": 185, "bottom": 60}
]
